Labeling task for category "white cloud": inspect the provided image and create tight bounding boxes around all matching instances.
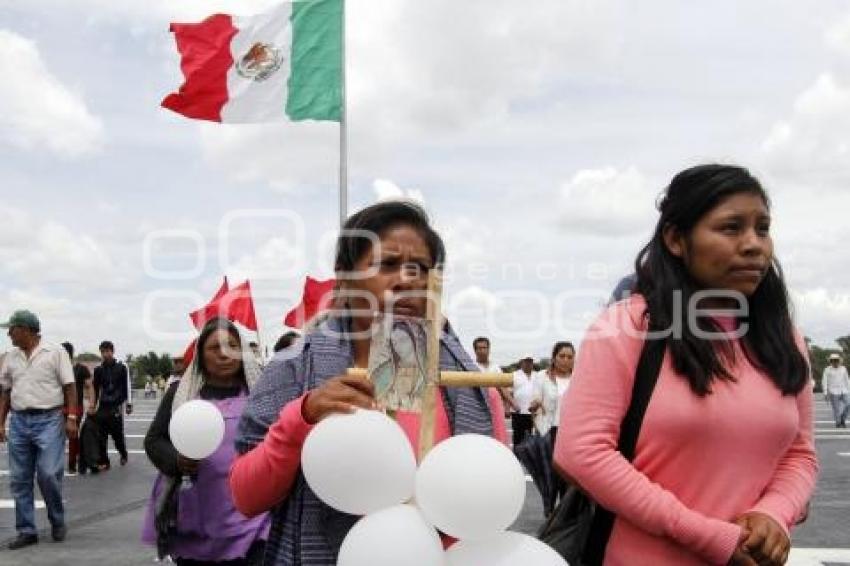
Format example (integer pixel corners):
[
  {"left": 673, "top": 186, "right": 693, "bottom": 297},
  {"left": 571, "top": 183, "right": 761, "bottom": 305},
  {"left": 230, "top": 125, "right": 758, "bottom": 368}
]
[
  {"left": 446, "top": 285, "right": 503, "bottom": 315},
  {"left": 0, "top": 30, "right": 104, "bottom": 157},
  {"left": 0, "top": 205, "right": 127, "bottom": 289},
  {"left": 224, "top": 236, "right": 306, "bottom": 284},
  {"left": 346, "top": 0, "right": 621, "bottom": 136},
  {"left": 791, "top": 288, "right": 850, "bottom": 345},
  {"left": 825, "top": 12, "right": 850, "bottom": 58},
  {"left": 14, "top": 0, "right": 281, "bottom": 24},
  {"left": 3, "top": 288, "right": 72, "bottom": 317},
  {"left": 197, "top": 121, "right": 339, "bottom": 192},
  {"left": 191, "top": 0, "right": 623, "bottom": 189},
  {"left": 558, "top": 166, "right": 657, "bottom": 236},
  {"left": 22, "top": 222, "right": 111, "bottom": 277},
  {"left": 371, "top": 178, "right": 425, "bottom": 205},
  {"left": 761, "top": 73, "right": 850, "bottom": 184}
]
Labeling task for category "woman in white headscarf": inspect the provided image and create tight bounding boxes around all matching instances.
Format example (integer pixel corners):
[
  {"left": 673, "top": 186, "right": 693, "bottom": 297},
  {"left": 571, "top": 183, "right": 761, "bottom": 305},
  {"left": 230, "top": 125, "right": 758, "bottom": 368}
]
[{"left": 142, "top": 317, "right": 269, "bottom": 565}]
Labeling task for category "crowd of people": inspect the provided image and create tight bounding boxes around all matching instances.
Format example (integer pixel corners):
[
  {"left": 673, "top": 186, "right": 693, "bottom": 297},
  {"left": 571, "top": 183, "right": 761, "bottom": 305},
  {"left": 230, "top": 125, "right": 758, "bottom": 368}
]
[{"left": 0, "top": 164, "right": 833, "bottom": 565}]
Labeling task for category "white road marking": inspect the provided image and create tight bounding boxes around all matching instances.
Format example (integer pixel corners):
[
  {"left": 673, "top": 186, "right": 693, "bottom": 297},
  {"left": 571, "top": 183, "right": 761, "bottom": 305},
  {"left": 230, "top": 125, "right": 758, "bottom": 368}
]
[
  {"left": 0, "top": 449, "right": 148, "bottom": 455},
  {"left": 0, "top": 500, "right": 45, "bottom": 509},
  {"left": 788, "top": 547, "right": 850, "bottom": 565}
]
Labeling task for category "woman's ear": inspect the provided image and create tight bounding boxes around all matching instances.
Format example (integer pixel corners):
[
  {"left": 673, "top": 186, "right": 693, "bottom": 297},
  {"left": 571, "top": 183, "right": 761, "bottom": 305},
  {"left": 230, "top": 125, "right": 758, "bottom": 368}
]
[{"left": 662, "top": 224, "right": 685, "bottom": 259}]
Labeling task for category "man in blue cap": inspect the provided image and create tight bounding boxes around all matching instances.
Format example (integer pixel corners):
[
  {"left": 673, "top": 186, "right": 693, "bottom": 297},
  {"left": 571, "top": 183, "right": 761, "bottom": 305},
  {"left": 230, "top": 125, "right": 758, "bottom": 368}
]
[{"left": 0, "top": 310, "right": 78, "bottom": 549}]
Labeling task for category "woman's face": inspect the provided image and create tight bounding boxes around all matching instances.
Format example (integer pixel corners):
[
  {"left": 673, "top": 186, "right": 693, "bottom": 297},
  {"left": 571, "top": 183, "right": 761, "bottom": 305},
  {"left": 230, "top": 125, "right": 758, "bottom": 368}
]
[
  {"left": 202, "top": 328, "right": 242, "bottom": 381},
  {"left": 665, "top": 192, "right": 773, "bottom": 298},
  {"left": 341, "top": 224, "right": 433, "bottom": 331},
  {"left": 553, "top": 346, "right": 575, "bottom": 374}
]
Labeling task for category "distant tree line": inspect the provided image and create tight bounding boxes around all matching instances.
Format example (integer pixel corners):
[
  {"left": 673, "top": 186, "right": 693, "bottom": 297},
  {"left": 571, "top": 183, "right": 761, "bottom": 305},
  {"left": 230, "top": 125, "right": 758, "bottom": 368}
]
[
  {"left": 126, "top": 352, "right": 174, "bottom": 388},
  {"left": 71, "top": 351, "right": 174, "bottom": 388}
]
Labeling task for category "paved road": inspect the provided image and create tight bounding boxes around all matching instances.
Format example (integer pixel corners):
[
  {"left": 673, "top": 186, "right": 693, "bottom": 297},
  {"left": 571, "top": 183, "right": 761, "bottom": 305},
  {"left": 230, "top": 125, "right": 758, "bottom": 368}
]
[{"left": 0, "top": 394, "right": 847, "bottom": 564}]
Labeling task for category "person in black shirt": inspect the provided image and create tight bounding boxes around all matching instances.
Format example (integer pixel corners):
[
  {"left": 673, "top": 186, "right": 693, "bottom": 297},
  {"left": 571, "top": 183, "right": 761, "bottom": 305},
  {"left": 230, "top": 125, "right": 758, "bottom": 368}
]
[
  {"left": 92, "top": 340, "right": 132, "bottom": 469},
  {"left": 61, "top": 343, "right": 93, "bottom": 475}
]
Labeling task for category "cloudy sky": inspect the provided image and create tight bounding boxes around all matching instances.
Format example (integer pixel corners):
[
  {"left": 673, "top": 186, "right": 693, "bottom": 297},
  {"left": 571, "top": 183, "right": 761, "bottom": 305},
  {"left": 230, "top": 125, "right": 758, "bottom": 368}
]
[{"left": 2, "top": 0, "right": 849, "bottom": 363}]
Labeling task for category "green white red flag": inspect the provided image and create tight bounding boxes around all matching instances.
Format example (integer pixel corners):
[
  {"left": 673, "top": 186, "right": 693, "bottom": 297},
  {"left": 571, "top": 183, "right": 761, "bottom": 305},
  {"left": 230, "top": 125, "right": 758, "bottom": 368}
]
[{"left": 162, "top": 0, "right": 342, "bottom": 123}]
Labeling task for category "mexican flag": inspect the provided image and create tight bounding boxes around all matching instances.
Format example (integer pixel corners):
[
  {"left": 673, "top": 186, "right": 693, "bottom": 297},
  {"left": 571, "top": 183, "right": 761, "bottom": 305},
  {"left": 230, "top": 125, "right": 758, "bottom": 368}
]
[{"left": 162, "top": 0, "right": 342, "bottom": 123}]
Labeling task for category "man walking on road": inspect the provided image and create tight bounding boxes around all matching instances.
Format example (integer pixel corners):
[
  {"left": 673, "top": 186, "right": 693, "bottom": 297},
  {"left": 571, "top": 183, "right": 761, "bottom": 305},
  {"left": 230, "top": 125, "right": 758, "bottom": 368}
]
[
  {"left": 0, "top": 310, "right": 77, "bottom": 549},
  {"left": 92, "top": 340, "right": 132, "bottom": 470},
  {"left": 823, "top": 353, "right": 850, "bottom": 428}
]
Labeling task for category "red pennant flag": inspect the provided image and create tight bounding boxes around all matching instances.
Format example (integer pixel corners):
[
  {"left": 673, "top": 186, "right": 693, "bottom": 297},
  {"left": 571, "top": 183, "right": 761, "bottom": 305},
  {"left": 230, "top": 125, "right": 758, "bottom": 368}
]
[
  {"left": 190, "top": 277, "right": 229, "bottom": 329},
  {"left": 284, "top": 276, "right": 336, "bottom": 328},
  {"left": 222, "top": 280, "right": 259, "bottom": 331}
]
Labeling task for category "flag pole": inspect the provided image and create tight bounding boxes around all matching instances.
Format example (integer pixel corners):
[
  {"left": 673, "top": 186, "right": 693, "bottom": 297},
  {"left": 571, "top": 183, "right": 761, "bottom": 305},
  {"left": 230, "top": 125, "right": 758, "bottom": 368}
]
[{"left": 338, "top": 0, "right": 348, "bottom": 228}]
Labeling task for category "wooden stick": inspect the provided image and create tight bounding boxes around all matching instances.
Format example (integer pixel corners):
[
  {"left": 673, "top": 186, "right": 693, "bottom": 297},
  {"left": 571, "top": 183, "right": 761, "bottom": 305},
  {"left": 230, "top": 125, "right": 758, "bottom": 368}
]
[
  {"left": 418, "top": 270, "right": 443, "bottom": 461},
  {"left": 346, "top": 367, "right": 512, "bottom": 388}
]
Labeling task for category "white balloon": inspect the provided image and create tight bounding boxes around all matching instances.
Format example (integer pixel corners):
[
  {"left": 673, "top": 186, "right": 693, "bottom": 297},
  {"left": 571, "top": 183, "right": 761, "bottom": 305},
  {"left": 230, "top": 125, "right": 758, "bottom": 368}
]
[
  {"left": 446, "top": 531, "right": 568, "bottom": 566},
  {"left": 168, "top": 399, "right": 225, "bottom": 460},
  {"left": 338, "top": 504, "right": 445, "bottom": 566},
  {"left": 301, "top": 409, "right": 417, "bottom": 515},
  {"left": 415, "top": 434, "right": 525, "bottom": 540}
]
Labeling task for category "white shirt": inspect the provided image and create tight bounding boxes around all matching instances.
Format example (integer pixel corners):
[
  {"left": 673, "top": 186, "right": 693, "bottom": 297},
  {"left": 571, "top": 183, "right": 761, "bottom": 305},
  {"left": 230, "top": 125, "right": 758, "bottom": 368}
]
[
  {"left": 532, "top": 371, "right": 572, "bottom": 435},
  {"left": 476, "top": 361, "right": 500, "bottom": 373},
  {"left": 823, "top": 365, "right": 850, "bottom": 395},
  {"left": 511, "top": 369, "right": 536, "bottom": 414},
  {"left": 0, "top": 341, "right": 74, "bottom": 410}
]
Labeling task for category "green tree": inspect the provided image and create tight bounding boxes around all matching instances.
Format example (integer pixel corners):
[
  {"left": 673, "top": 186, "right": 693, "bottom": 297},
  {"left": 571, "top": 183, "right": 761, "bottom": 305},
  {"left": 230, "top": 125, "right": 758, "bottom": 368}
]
[
  {"left": 135, "top": 352, "right": 161, "bottom": 378},
  {"left": 158, "top": 353, "right": 174, "bottom": 378}
]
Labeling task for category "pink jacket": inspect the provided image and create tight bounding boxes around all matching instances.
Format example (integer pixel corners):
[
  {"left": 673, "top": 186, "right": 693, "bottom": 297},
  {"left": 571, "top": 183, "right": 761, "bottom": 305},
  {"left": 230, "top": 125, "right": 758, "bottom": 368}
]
[{"left": 555, "top": 296, "right": 818, "bottom": 566}]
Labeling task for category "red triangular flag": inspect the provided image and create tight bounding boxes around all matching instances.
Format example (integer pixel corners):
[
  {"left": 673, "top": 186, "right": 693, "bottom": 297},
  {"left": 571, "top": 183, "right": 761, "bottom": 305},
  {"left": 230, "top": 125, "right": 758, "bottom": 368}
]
[
  {"left": 221, "top": 280, "right": 259, "bottom": 331},
  {"left": 284, "top": 276, "right": 336, "bottom": 328},
  {"left": 190, "top": 277, "right": 229, "bottom": 329}
]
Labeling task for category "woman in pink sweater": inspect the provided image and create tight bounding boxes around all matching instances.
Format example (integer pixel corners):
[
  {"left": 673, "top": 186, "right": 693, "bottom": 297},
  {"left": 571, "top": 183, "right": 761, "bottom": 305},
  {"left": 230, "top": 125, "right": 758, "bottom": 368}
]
[{"left": 554, "top": 164, "right": 817, "bottom": 566}]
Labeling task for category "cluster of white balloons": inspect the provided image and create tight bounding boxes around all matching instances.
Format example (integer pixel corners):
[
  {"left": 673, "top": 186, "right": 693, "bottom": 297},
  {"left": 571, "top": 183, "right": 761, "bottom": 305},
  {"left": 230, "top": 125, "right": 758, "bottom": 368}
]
[
  {"left": 301, "top": 409, "right": 569, "bottom": 566},
  {"left": 169, "top": 399, "right": 226, "bottom": 460}
]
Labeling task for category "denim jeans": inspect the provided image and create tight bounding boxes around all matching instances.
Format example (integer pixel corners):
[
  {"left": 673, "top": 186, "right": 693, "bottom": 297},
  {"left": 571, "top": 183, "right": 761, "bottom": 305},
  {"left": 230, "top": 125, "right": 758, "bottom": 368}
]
[
  {"left": 8, "top": 409, "right": 66, "bottom": 535},
  {"left": 828, "top": 393, "right": 850, "bottom": 425}
]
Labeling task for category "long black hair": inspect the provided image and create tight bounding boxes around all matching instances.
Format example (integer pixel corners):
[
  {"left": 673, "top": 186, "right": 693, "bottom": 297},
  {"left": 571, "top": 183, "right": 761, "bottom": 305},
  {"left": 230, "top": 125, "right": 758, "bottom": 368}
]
[
  {"left": 196, "top": 317, "right": 246, "bottom": 384},
  {"left": 634, "top": 164, "right": 808, "bottom": 396}
]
